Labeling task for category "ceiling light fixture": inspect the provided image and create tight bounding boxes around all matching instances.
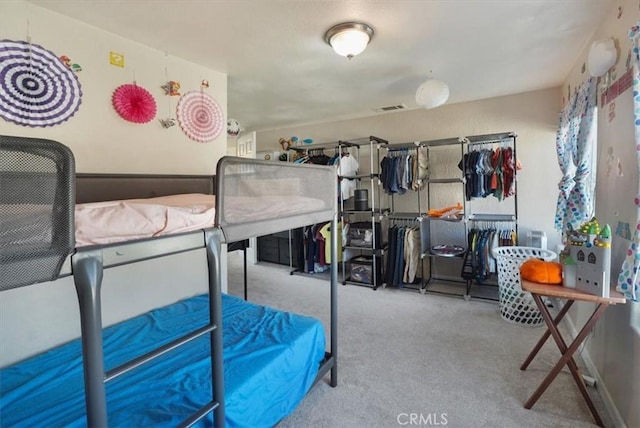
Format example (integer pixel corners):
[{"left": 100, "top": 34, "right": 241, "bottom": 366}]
[
  {"left": 415, "top": 78, "right": 450, "bottom": 110},
  {"left": 324, "top": 22, "right": 374, "bottom": 59}
]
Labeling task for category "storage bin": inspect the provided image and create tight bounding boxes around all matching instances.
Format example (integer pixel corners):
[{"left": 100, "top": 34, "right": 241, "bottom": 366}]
[
  {"left": 492, "top": 246, "right": 557, "bottom": 326},
  {"left": 349, "top": 255, "right": 381, "bottom": 285},
  {"left": 347, "top": 222, "right": 381, "bottom": 248}
]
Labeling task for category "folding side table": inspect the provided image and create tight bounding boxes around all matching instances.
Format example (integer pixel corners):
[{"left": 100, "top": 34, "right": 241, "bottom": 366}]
[{"left": 520, "top": 279, "right": 626, "bottom": 427}]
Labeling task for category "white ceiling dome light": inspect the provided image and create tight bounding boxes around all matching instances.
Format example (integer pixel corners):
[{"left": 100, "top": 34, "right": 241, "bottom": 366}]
[
  {"left": 415, "top": 79, "right": 450, "bottom": 109},
  {"left": 587, "top": 38, "right": 618, "bottom": 77},
  {"left": 324, "top": 22, "right": 374, "bottom": 59}
]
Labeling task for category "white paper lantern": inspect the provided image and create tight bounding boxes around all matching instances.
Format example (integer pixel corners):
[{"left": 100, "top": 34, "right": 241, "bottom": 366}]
[
  {"left": 587, "top": 38, "right": 617, "bottom": 77},
  {"left": 415, "top": 79, "right": 450, "bottom": 109}
]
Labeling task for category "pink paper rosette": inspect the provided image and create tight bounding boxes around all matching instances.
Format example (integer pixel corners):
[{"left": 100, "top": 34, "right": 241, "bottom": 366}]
[
  {"left": 112, "top": 84, "right": 157, "bottom": 123},
  {"left": 176, "top": 91, "right": 224, "bottom": 143}
]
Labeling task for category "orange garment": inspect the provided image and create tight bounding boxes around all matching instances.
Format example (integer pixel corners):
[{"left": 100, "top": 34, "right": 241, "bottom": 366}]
[{"left": 428, "top": 202, "right": 463, "bottom": 218}]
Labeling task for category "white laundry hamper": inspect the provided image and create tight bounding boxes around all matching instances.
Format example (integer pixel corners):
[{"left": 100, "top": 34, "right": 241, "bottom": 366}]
[{"left": 492, "top": 246, "right": 557, "bottom": 327}]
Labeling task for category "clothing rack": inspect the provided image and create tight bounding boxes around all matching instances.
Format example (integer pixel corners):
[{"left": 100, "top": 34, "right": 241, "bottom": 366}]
[
  {"left": 340, "top": 137, "right": 389, "bottom": 290},
  {"left": 380, "top": 132, "right": 518, "bottom": 301},
  {"left": 385, "top": 214, "right": 429, "bottom": 293}
]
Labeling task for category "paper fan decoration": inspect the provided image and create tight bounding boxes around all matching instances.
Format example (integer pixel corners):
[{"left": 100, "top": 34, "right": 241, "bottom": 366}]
[
  {"left": 176, "top": 91, "right": 224, "bottom": 143},
  {"left": 112, "top": 83, "right": 157, "bottom": 123},
  {"left": 0, "top": 39, "right": 83, "bottom": 127}
]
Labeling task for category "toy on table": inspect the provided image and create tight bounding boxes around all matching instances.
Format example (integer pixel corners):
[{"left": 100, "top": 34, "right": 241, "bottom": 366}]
[{"left": 565, "top": 218, "right": 611, "bottom": 297}]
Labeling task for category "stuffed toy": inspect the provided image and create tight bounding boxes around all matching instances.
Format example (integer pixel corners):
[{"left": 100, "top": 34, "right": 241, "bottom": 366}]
[{"left": 519, "top": 258, "right": 563, "bottom": 285}]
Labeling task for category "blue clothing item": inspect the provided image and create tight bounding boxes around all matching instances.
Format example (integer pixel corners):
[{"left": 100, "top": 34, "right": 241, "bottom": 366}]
[
  {"left": 395, "top": 155, "right": 406, "bottom": 195},
  {"left": 394, "top": 227, "right": 405, "bottom": 287},
  {"left": 306, "top": 226, "right": 317, "bottom": 273},
  {"left": 388, "top": 156, "right": 400, "bottom": 194},
  {"left": 386, "top": 225, "right": 397, "bottom": 285}
]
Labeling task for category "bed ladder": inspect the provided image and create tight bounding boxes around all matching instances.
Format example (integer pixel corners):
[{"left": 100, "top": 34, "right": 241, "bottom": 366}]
[{"left": 72, "top": 228, "right": 226, "bottom": 427}]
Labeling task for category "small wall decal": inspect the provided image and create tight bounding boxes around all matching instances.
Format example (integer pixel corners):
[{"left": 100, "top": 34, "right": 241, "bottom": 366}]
[
  {"left": 109, "top": 51, "right": 125, "bottom": 67},
  {"left": 59, "top": 55, "right": 82, "bottom": 72},
  {"left": 608, "top": 101, "right": 616, "bottom": 122},
  {"left": 161, "top": 80, "right": 180, "bottom": 96},
  {"left": 616, "top": 221, "right": 632, "bottom": 240},
  {"left": 159, "top": 117, "right": 176, "bottom": 128}
]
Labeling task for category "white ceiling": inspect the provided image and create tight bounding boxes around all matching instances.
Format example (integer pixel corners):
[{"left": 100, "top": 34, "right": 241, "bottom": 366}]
[{"left": 30, "top": 0, "right": 611, "bottom": 132}]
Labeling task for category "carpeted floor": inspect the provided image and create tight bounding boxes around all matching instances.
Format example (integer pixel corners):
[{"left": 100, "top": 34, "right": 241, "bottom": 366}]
[{"left": 226, "top": 254, "right": 611, "bottom": 427}]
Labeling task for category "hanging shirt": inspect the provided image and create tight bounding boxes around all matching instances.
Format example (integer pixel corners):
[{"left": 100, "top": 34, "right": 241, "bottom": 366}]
[
  {"left": 319, "top": 222, "right": 342, "bottom": 263},
  {"left": 338, "top": 154, "right": 359, "bottom": 200}
]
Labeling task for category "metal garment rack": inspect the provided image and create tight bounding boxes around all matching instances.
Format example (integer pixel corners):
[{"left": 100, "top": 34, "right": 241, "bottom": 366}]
[
  {"left": 381, "top": 132, "right": 518, "bottom": 300},
  {"left": 285, "top": 139, "right": 361, "bottom": 278},
  {"left": 339, "top": 136, "right": 389, "bottom": 290}
]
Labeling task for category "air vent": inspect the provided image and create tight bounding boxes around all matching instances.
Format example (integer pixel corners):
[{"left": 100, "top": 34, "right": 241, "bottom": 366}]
[{"left": 372, "top": 104, "right": 407, "bottom": 113}]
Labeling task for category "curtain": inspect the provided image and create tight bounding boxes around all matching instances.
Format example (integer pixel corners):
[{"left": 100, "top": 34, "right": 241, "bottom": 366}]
[
  {"left": 617, "top": 22, "right": 640, "bottom": 302},
  {"left": 554, "top": 78, "right": 598, "bottom": 231}
]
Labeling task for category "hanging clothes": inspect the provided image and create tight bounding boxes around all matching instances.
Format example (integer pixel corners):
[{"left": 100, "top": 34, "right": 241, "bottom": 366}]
[
  {"left": 338, "top": 150, "right": 359, "bottom": 201},
  {"left": 403, "top": 227, "right": 421, "bottom": 283},
  {"left": 386, "top": 223, "right": 421, "bottom": 287},
  {"left": 466, "top": 226, "right": 516, "bottom": 283},
  {"left": 318, "top": 222, "right": 342, "bottom": 264},
  {"left": 381, "top": 148, "right": 428, "bottom": 195},
  {"left": 458, "top": 145, "right": 519, "bottom": 201}
]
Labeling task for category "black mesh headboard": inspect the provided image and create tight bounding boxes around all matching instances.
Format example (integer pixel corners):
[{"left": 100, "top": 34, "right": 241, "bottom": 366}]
[
  {"left": 75, "top": 173, "right": 216, "bottom": 203},
  {"left": 0, "top": 135, "right": 75, "bottom": 291}
]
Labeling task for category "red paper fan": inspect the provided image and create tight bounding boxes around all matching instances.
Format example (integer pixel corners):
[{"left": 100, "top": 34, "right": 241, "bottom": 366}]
[{"left": 112, "top": 84, "right": 157, "bottom": 123}]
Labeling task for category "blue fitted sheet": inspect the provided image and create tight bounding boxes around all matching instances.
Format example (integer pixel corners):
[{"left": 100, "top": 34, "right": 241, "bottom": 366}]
[{"left": 0, "top": 294, "right": 325, "bottom": 427}]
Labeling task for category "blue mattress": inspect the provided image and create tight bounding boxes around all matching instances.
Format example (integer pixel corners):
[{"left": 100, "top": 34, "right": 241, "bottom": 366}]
[{"left": 0, "top": 294, "right": 325, "bottom": 427}]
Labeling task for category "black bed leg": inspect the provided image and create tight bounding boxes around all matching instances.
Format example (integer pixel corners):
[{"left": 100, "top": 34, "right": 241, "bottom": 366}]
[{"left": 72, "top": 251, "right": 108, "bottom": 428}]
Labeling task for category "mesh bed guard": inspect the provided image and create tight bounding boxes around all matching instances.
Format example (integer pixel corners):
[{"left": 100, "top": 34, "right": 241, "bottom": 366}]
[
  {"left": 0, "top": 135, "right": 75, "bottom": 291},
  {"left": 216, "top": 156, "right": 337, "bottom": 242}
]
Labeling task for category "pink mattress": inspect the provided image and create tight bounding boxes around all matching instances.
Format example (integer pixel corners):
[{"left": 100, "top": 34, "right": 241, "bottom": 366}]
[{"left": 75, "top": 194, "right": 216, "bottom": 246}]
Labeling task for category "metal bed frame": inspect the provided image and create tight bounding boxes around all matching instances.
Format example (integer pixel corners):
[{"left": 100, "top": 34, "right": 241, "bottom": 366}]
[{"left": 0, "top": 136, "right": 338, "bottom": 427}]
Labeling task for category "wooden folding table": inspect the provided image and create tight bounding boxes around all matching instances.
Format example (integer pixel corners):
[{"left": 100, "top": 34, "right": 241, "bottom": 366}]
[{"left": 520, "top": 279, "right": 626, "bottom": 427}]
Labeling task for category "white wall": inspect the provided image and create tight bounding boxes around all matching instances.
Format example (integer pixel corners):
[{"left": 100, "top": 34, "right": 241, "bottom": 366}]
[
  {"left": 0, "top": 1, "right": 227, "bottom": 366},
  {"left": 0, "top": 252, "right": 209, "bottom": 367},
  {"left": 0, "top": 0, "right": 227, "bottom": 174},
  {"left": 257, "top": 87, "right": 564, "bottom": 252},
  {"left": 562, "top": 1, "right": 639, "bottom": 426}
]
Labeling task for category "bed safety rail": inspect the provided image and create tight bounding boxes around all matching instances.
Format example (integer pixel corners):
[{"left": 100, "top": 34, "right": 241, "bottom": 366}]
[
  {"left": 215, "top": 156, "right": 337, "bottom": 243},
  {"left": 0, "top": 135, "right": 75, "bottom": 291}
]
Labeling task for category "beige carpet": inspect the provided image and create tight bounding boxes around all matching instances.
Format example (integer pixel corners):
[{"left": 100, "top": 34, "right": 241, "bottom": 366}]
[{"left": 226, "top": 254, "right": 611, "bottom": 427}]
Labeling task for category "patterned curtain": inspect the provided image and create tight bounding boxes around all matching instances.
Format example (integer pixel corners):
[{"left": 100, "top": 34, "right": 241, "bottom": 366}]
[
  {"left": 555, "top": 78, "right": 598, "bottom": 231},
  {"left": 617, "top": 23, "right": 640, "bottom": 302}
]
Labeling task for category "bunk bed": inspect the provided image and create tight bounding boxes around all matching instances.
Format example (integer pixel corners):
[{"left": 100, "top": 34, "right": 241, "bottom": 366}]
[{"left": 0, "top": 135, "right": 339, "bottom": 427}]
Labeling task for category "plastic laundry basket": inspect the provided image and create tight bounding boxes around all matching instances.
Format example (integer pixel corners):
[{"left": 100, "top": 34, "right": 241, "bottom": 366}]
[{"left": 492, "top": 246, "right": 557, "bottom": 327}]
